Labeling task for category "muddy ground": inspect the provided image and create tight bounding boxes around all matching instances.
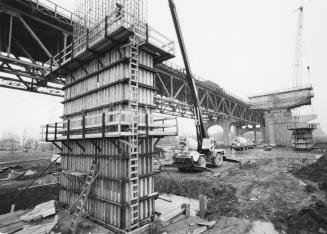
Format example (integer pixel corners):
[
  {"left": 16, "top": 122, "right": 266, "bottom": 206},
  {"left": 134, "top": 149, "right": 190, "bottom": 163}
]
[
  {"left": 0, "top": 151, "right": 59, "bottom": 214},
  {"left": 1, "top": 149, "right": 326, "bottom": 233},
  {"left": 155, "top": 148, "right": 327, "bottom": 234}
]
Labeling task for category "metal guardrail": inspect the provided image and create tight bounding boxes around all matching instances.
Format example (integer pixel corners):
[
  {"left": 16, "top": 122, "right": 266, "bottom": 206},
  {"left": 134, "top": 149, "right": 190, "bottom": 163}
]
[
  {"left": 30, "top": 0, "right": 84, "bottom": 25},
  {"left": 249, "top": 84, "right": 313, "bottom": 98},
  {"left": 41, "top": 111, "right": 178, "bottom": 141},
  {"left": 287, "top": 123, "right": 318, "bottom": 130}
]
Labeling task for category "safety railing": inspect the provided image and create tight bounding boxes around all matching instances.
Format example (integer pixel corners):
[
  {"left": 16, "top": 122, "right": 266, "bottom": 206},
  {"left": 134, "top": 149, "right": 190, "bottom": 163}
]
[
  {"left": 249, "top": 85, "right": 313, "bottom": 98},
  {"left": 30, "top": 0, "right": 85, "bottom": 26},
  {"left": 47, "top": 9, "right": 175, "bottom": 70},
  {"left": 287, "top": 123, "right": 318, "bottom": 130},
  {"left": 41, "top": 111, "right": 178, "bottom": 141}
]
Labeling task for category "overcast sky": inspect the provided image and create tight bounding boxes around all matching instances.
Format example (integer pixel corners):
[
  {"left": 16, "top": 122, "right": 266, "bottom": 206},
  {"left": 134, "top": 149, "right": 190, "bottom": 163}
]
[{"left": 0, "top": 0, "right": 326, "bottom": 139}]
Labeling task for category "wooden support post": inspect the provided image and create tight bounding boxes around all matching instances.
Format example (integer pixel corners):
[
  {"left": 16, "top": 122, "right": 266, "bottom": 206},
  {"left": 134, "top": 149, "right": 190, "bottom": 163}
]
[
  {"left": 102, "top": 112, "right": 105, "bottom": 138},
  {"left": 54, "top": 122, "right": 58, "bottom": 141},
  {"left": 105, "top": 16, "right": 108, "bottom": 38},
  {"left": 71, "top": 39, "right": 75, "bottom": 60},
  {"left": 45, "top": 124, "right": 49, "bottom": 142},
  {"left": 67, "top": 119, "right": 70, "bottom": 140},
  {"left": 199, "top": 195, "right": 207, "bottom": 219},
  {"left": 145, "top": 24, "right": 149, "bottom": 43},
  {"left": 86, "top": 29, "right": 89, "bottom": 49},
  {"left": 253, "top": 124, "right": 257, "bottom": 144},
  {"left": 82, "top": 115, "right": 85, "bottom": 140},
  {"left": 10, "top": 204, "right": 15, "bottom": 213},
  {"left": 181, "top": 203, "right": 190, "bottom": 217},
  {"left": 145, "top": 113, "right": 149, "bottom": 138}
]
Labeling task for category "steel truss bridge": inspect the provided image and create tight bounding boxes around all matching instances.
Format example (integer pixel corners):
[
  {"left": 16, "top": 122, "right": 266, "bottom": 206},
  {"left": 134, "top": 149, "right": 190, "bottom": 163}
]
[{"left": 0, "top": 0, "right": 264, "bottom": 126}]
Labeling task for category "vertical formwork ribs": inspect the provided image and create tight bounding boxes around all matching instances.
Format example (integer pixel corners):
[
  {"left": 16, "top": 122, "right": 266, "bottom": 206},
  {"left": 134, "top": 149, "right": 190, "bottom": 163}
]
[
  {"left": 129, "top": 35, "right": 140, "bottom": 230},
  {"left": 70, "top": 158, "right": 98, "bottom": 234}
]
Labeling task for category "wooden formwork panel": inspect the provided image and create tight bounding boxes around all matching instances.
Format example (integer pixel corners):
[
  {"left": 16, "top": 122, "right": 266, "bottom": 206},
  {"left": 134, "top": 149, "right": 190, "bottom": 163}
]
[
  {"left": 65, "top": 65, "right": 154, "bottom": 99},
  {"left": 60, "top": 41, "right": 157, "bottom": 231},
  {"left": 61, "top": 138, "right": 153, "bottom": 156},
  {"left": 64, "top": 85, "right": 154, "bottom": 115},
  {"left": 66, "top": 50, "right": 153, "bottom": 84},
  {"left": 59, "top": 189, "right": 155, "bottom": 230}
]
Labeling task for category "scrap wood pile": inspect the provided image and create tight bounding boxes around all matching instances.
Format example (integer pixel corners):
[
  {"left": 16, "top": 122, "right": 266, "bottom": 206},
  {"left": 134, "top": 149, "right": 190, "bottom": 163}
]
[{"left": 0, "top": 200, "right": 58, "bottom": 234}]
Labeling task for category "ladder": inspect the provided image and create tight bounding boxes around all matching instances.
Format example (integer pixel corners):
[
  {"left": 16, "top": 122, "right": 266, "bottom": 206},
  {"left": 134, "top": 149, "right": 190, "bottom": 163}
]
[
  {"left": 129, "top": 35, "right": 140, "bottom": 231},
  {"left": 69, "top": 158, "right": 97, "bottom": 234}
]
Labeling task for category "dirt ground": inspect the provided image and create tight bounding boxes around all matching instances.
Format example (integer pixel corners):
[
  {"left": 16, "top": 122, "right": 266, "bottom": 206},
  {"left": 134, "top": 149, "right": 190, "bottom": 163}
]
[
  {"left": 155, "top": 147, "right": 327, "bottom": 234},
  {"left": 0, "top": 151, "right": 59, "bottom": 214},
  {"left": 1, "top": 149, "right": 327, "bottom": 233}
]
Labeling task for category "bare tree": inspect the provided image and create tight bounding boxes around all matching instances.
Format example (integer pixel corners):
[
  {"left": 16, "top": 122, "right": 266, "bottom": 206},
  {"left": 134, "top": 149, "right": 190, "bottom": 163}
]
[{"left": 0, "top": 131, "right": 20, "bottom": 154}]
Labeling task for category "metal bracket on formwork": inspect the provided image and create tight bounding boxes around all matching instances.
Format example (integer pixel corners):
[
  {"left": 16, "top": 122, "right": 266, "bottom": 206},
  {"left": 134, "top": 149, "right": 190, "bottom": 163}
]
[
  {"left": 62, "top": 141, "right": 72, "bottom": 152},
  {"left": 52, "top": 142, "right": 62, "bottom": 151},
  {"left": 118, "top": 139, "right": 133, "bottom": 148},
  {"left": 138, "top": 139, "right": 143, "bottom": 146},
  {"left": 154, "top": 137, "right": 163, "bottom": 147},
  {"left": 74, "top": 140, "right": 85, "bottom": 152},
  {"left": 74, "top": 59, "right": 88, "bottom": 74},
  {"left": 109, "top": 139, "right": 122, "bottom": 153},
  {"left": 91, "top": 140, "right": 102, "bottom": 153}
]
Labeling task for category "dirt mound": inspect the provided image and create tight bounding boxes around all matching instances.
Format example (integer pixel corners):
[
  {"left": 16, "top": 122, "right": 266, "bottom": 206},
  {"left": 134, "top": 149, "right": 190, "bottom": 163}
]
[
  {"left": 293, "top": 155, "right": 327, "bottom": 192},
  {"left": 287, "top": 201, "right": 327, "bottom": 233}
]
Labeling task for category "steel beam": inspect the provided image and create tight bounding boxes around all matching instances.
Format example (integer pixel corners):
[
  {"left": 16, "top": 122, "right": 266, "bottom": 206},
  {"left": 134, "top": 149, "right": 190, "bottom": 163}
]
[{"left": 18, "top": 16, "right": 52, "bottom": 58}]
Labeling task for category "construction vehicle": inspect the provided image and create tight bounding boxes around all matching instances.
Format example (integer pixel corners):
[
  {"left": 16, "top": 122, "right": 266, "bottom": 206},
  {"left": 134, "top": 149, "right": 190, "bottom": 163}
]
[
  {"left": 231, "top": 136, "right": 254, "bottom": 151},
  {"left": 168, "top": 0, "right": 226, "bottom": 170}
]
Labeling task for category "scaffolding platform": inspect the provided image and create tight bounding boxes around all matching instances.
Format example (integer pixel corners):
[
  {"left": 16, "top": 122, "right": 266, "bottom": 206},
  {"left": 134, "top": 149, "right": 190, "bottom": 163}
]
[{"left": 288, "top": 123, "right": 318, "bottom": 151}]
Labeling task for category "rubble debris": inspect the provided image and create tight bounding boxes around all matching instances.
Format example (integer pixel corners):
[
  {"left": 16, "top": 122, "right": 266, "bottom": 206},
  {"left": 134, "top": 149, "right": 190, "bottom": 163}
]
[
  {"left": 197, "top": 220, "right": 216, "bottom": 229},
  {"left": 20, "top": 200, "right": 56, "bottom": 222},
  {"left": 293, "top": 154, "right": 327, "bottom": 192},
  {"left": 287, "top": 201, "right": 327, "bottom": 233},
  {"left": 7, "top": 170, "right": 24, "bottom": 180},
  {"left": 24, "top": 170, "right": 36, "bottom": 176},
  {"left": 0, "top": 167, "right": 9, "bottom": 173},
  {"left": 16, "top": 215, "right": 58, "bottom": 234},
  {"left": 264, "top": 145, "right": 272, "bottom": 151},
  {"left": 0, "top": 210, "right": 26, "bottom": 234},
  {"left": 160, "top": 207, "right": 185, "bottom": 223},
  {"left": 158, "top": 196, "right": 172, "bottom": 203},
  {"left": 156, "top": 194, "right": 199, "bottom": 217},
  {"left": 191, "top": 226, "right": 207, "bottom": 234},
  {"left": 304, "top": 184, "right": 317, "bottom": 193}
]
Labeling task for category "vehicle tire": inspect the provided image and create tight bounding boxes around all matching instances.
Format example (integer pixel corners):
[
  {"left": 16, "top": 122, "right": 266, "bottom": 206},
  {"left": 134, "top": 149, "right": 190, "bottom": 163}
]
[
  {"left": 212, "top": 153, "right": 223, "bottom": 167},
  {"left": 196, "top": 156, "right": 206, "bottom": 168}
]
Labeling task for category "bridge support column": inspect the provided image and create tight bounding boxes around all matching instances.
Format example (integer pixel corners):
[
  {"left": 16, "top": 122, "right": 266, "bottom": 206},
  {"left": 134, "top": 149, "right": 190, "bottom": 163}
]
[
  {"left": 235, "top": 126, "right": 243, "bottom": 137},
  {"left": 217, "top": 119, "right": 232, "bottom": 146},
  {"left": 253, "top": 125, "right": 257, "bottom": 143},
  {"left": 264, "top": 110, "right": 293, "bottom": 146}
]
